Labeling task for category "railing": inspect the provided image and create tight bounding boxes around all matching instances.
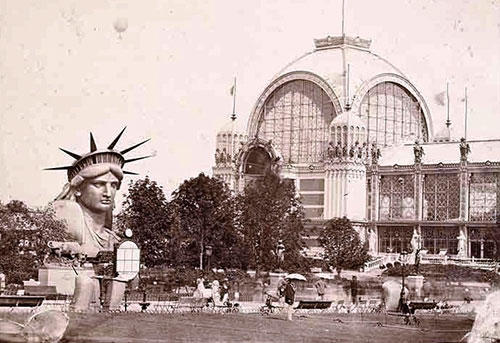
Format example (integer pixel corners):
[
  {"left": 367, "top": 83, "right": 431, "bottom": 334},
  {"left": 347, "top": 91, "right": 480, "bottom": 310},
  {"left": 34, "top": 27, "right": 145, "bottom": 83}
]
[
  {"left": 372, "top": 253, "right": 498, "bottom": 272},
  {"left": 420, "top": 255, "right": 497, "bottom": 270},
  {"left": 364, "top": 256, "right": 386, "bottom": 271}
]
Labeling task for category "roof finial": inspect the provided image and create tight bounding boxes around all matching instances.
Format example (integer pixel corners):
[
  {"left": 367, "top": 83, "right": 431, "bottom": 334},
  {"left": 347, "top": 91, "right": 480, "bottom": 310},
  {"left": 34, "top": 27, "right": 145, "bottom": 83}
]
[
  {"left": 230, "top": 77, "right": 237, "bottom": 121},
  {"left": 345, "top": 63, "right": 351, "bottom": 110}
]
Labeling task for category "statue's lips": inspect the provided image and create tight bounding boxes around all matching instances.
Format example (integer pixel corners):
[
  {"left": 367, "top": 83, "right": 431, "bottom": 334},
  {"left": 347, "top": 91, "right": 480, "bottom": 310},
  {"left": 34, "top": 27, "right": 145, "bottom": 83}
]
[{"left": 100, "top": 200, "right": 112, "bottom": 205}]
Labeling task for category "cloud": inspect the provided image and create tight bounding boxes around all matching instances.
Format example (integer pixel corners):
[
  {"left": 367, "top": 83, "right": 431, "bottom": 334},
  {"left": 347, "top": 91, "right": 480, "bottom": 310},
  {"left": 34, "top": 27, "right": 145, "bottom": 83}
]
[{"left": 434, "top": 91, "right": 446, "bottom": 106}]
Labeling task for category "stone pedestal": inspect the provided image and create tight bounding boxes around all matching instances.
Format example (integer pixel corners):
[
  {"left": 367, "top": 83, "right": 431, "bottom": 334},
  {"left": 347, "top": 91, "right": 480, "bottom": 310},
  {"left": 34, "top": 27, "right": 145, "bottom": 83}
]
[
  {"left": 72, "top": 275, "right": 100, "bottom": 311},
  {"left": 406, "top": 275, "right": 425, "bottom": 299},
  {"left": 38, "top": 266, "right": 95, "bottom": 295},
  {"left": 382, "top": 280, "right": 408, "bottom": 311},
  {"left": 102, "top": 279, "right": 127, "bottom": 310}
]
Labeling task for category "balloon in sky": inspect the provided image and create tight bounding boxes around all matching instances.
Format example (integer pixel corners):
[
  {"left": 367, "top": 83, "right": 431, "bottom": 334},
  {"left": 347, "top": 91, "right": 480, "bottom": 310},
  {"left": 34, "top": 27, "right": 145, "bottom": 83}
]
[{"left": 113, "top": 17, "right": 128, "bottom": 39}]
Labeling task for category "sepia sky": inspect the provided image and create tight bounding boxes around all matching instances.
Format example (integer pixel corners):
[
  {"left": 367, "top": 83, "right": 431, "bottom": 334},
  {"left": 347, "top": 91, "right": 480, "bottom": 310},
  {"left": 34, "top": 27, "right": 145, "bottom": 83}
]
[{"left": 0, "top": 0, "right": 499, "bottom": 208}]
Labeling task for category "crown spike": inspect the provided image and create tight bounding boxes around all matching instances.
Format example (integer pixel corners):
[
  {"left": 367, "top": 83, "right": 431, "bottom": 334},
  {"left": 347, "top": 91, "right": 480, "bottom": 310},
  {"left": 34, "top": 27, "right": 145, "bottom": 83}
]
[
  {"left": 59, "top": 148, "right": 81, "bottom": 160},
  {"left": 108, "top": 127, "right": 127, "bottom": 150},
  {"left": 120, "top": 138, "right": 151, "bottom": 155},
  {"left": 123, "top": 170, "right": 139, "bottom": 175},
  {"left": 90, "top": 132, "right": 97, "bottom": 152},
  {"left": 44, "top": 166, "right": 72, "bottom": 171},
  {"left": 124, "top": 155, "right": 153, "bottom": 164}
]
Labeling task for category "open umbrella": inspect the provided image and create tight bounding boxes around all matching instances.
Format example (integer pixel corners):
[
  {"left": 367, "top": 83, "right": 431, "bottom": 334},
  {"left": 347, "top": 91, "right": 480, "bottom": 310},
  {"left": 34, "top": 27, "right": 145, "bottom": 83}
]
[{"left": 285, "top": 273, "right": 307, "bottom": 281}]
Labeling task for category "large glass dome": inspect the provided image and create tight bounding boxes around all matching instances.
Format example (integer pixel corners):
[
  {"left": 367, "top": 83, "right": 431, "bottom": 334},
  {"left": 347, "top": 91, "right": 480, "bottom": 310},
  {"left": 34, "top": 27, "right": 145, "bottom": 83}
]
[{"left": 255, "top": 79, "right": 336, "bottom": 164}]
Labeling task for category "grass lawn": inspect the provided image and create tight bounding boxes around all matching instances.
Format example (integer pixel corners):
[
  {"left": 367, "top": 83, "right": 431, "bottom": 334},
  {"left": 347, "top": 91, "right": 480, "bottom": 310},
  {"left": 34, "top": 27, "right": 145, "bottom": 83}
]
[{"left": 46, "top": 311, "right": 474, "bottom": 343}]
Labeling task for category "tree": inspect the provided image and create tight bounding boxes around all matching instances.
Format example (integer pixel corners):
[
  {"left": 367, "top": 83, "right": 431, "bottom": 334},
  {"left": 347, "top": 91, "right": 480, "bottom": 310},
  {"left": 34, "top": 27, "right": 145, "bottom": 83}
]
[
  {"left": 170, "top": 173, "right": 242, "bottom": 270},
  {"left": 318, "top": 217, "right": 369, "bottom": 277},
  {"left": 116, "top": 176, "right": 171, "bottom": 267},
  {"left": 0, "top": 200, "right": 68, "bottom": 284},
  {"left": 236, "top": 167, "right": 308, "bottom": 275}
]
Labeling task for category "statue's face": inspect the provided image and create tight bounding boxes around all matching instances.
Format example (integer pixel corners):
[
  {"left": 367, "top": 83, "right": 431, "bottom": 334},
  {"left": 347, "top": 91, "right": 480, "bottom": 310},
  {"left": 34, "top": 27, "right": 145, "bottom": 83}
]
[{"left": 77, "top": 172, "right": 120, "bottom": 214}]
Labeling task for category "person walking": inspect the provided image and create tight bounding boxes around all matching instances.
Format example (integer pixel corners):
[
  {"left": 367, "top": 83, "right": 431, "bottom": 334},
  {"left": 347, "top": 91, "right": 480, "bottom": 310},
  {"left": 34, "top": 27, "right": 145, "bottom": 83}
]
[
  {"left": 277, "top": 277, "right": 286, "bottom": 306},
  {"left": 315, "top": 278, "right": 327, "bottom": 300},
  {"left": 283, "top": 279, "right": 296, "bottom": 321},
  {"left": 350, "top": 276, "right": 358, "bottom": 305}
]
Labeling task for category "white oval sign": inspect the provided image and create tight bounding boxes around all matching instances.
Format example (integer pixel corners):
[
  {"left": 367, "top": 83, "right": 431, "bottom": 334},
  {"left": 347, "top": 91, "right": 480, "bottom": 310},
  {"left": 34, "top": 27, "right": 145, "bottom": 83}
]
[{"left": 115, "top": 240, "right": 141, "bottom": 281}]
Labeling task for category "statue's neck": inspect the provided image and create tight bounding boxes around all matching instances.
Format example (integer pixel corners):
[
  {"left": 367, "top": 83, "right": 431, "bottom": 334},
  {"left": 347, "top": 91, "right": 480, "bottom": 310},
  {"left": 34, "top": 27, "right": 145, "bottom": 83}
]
[{"left": 79, "top": 206, "right": 107, "bottom": 234}]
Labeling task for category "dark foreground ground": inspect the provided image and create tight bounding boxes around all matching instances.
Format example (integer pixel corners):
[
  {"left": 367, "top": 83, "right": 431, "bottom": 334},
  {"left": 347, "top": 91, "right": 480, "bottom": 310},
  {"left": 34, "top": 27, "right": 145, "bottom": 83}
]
[{"left": 46, "top": 311, "right": 474, "bottom": 343}]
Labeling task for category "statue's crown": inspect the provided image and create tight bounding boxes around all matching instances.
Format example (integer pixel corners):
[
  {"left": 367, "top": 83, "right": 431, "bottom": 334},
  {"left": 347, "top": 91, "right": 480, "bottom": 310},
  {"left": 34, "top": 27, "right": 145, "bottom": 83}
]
[{"left": 45, "top": 127, "right": 150, "bottom": 181}]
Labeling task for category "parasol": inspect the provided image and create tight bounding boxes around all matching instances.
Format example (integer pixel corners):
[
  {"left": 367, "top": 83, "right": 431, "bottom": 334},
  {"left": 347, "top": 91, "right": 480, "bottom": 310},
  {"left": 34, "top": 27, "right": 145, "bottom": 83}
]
[{"left": 285, "top": 273, "right": 307, "bottom": 281}]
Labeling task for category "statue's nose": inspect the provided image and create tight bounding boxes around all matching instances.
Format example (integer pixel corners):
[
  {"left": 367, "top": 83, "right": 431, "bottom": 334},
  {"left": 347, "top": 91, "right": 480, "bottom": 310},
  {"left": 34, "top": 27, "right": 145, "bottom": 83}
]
[{"left": 104, "top": 183, "right": 112, "bottom": 196}]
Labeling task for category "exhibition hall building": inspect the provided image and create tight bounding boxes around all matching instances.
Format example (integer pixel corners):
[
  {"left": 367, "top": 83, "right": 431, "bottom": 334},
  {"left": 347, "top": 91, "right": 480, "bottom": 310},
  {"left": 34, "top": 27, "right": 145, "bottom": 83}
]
[{"left": 212, "top": 35, "right": 500, "bottom": 262}]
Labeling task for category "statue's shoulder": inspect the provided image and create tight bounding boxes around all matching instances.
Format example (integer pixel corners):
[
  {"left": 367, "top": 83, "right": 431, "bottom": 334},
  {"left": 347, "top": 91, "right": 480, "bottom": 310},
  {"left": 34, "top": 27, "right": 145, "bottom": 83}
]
[
  {"left": 50, "top": 200, "right": 85, "bottom": 242},
  {"left": 51, "top": 200, "right": 84, "bottom": 220}
]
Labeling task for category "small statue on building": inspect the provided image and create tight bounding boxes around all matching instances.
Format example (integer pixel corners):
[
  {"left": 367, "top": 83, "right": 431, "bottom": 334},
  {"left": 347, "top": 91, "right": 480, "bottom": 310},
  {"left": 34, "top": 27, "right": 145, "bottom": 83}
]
[
  {"left": 361, "top": 142, "right": 367, "bottom": 160},
  {"left": 335, "top": 142, "right": 342, "bottom": 158},
  {"left": 371, "top": 143, "right": 381, "bottom": 164},
  {"left": 349, "top": 144, "right": 355, "bottom": 158},
  {"left": 215, "top": 148, "right": 222, "bottom": 165},
  {"left": 413, "top": 140, "right": 424, "bottom": 164},
  {"left": 354, "top": 141, "right": 362, "bottom": 159},
  {"left": 220, "top": 148, "right": 228, "bottom": 165},
  {"left": 327, "top": 141, "right": 335, "bottom": 159},
  {"left": 457, "top": 230, "right": 467, "bottom": 257},
  {"left": 459, "top": 137, "right": 471, "bottom": 162},
  {"left": 342, "top": 144, "right": 348, "bottom": 157}
]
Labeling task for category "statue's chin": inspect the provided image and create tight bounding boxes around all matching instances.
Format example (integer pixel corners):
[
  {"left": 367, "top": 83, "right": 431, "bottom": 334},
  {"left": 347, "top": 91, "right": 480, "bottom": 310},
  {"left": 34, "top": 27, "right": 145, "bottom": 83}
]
[{"left": 80, "top": 203, "right": 112, "bottom": 215}]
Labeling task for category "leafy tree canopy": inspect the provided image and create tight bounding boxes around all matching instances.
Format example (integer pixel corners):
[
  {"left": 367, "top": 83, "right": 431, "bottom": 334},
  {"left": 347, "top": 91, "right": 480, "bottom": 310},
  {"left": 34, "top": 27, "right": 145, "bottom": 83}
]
[
  {"left": 0, "top": 200, "right": 67, "bottom": 284},
  {"left": 170, "top": 173, "right": 242, "bottom": 270},
  {"left": 318, "top": 217, "right": 369, "bottom": 276},
  {"left": 116, "top": 176, "right": 171, "bottom": 267},
  {"left": 236, "top": 168, "right": 309, "bottom": 275}
]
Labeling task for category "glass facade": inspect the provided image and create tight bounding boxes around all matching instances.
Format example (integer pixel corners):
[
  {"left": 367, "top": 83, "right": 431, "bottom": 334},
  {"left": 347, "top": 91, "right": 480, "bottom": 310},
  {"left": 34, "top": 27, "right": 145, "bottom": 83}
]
[
  {"left": 359, "top": 82, "right": 428, "bottom": 146},
  {"left": 469, "top": 172, "right": 500, "bottom": 222},
  {"left": 421, "top": 227, "right": 459, "bottom": 255},
  {"left": 469, "top": 228, "right": 497, "bottom": 259},
  {"left": 378, "top": 226, "right": 413, "bottom": 254},
  {"left": 256, "top": 80, "right": 336, "bottom": 164},
  {"left": 379, "top": 175, "right": 415, "bottom": 220},
  {"left": 299, "top": 178, "right": 324, "bottom": 219},
  {"left": 423, "top": 174, "right": 460, "bottom": 221}
]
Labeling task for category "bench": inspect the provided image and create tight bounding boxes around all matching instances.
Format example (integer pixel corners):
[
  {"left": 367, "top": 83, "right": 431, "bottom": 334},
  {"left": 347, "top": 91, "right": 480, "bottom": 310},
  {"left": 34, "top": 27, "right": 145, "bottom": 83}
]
[
  {"left": 24, "top": 286, "right": 67, "bottom": 301},
  {"left": 174, "top": 297, "right": 207, "bottom": 313},
  {"left": 410, "top": 301, "right": 437, "bottom": 310},
  {"left": 0, "top": 295, "right": 45, "bottom": 307},
  {"left": 294, "top": 300, "right": 332, "bottom": 312}
]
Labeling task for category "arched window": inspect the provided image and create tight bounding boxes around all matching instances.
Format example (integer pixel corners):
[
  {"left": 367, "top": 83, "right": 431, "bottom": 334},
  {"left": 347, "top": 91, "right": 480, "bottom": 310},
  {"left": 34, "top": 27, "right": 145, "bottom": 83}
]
[
  {"left": 256, "top": 80, "right": 336, "bottom": 163},
  {"left": 359, "top": 82, "right": 428, "bottom": 146},
  {"left": 244, "top": 147, "right": 272, "bottom": 175}
]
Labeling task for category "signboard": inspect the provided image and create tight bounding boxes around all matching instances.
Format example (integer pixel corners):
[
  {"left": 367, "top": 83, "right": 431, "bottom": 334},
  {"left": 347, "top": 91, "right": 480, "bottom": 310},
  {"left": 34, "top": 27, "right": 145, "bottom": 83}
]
[{"left": 115, "top": 241, "right": 141, "bottom": 281}]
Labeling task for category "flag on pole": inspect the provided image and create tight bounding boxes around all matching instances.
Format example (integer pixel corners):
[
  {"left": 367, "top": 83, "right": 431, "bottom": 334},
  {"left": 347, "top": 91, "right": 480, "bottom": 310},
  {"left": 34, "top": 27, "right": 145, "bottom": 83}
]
[{"left": 230, "top": 84, "right": 235, "bottom": 96}]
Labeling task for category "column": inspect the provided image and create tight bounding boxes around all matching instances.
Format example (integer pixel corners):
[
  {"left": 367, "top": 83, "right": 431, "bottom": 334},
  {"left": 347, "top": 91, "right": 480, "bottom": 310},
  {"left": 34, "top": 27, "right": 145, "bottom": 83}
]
[
  {"left": 371, "top": 170, "right": 380, "bottom": 221},
  {"left": 415, "top": 165, "right": 423, "bottom": 221},
  {"left": 324, "top": 170, "right": 332, "bottom": 219},
  {"left": 459, "top": 162, "right": 469, "bottom": 221},
  {"left": 335, "top": 170, "right": 341, "bottom": 217}
]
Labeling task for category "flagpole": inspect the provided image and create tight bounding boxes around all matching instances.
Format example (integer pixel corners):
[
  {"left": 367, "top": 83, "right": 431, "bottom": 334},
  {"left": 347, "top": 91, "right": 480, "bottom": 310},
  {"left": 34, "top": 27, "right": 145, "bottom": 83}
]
[
  {"left": 342, "top": 0, "right": 345, "bottom": 37},
  {"left": 231, "top": 77, "right": 237, "bottom": 121},
  {"left": 464, "top": 87, "right": 468, "bottom": 141},
  {"left": 346, "top": 63, "right": 350, "bottom": 108},
  {"left": 446, "top": 83, "right": 450, "bottom": 128}
]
